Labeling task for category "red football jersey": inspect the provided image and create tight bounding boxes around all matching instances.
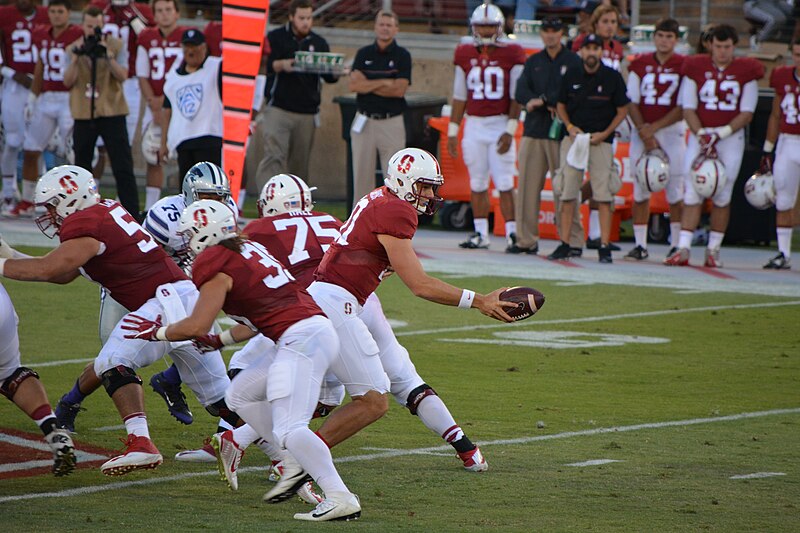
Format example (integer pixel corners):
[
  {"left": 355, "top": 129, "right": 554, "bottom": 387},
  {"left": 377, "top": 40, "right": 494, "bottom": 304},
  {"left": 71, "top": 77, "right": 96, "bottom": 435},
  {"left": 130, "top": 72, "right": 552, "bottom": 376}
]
[
  {"left": 0, "top": 5, "right": 49, "bottom": 74},
  {"left": 315, "top": 187, "right": 418, "bottom": 305},
  {"left": 628, "top": 52, "right": 685, "bottom": 123},
  {"left": 192, "top": 240, "right": 324, "bottom": 341},
  {"left": 136, "top": 25, "right": 186, "bottom": 95},
  {"left": 453, "top": 43, "right": 525, "bottom": 117},
  {"left": 204, "top": 21, "right": 221, "bottom": 57},
  {"left": 682, "top": 55, "right": 765, "bottom": 128},
  {"left": 571, "top": 34, "right": 624, "bottom": 71},
  {"left": 243, "top": 211, "right": 342, "bottom": 289},
  {"left": 770, "top": 65, "right": 800, "bottom": 135},
  {"left": 59, "top": 200, "right": 187, "bottom": 311},
  {"left": 33, "top": 25, "right": 83, "bottom": 92},
  {"left": 92, "top": 0, "right": 155, "bottom": 77}
]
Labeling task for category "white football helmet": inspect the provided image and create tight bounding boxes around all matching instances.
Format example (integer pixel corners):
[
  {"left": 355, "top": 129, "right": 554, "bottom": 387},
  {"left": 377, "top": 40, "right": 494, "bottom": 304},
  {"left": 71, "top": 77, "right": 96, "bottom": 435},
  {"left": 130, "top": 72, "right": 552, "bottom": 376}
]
[
  {"left": 744, "top": 172, "right": 776, "bottom": 210},
  {"left": 34, "top": 165, "right": 100, "bottom": 238},
  {"left": 141, "top": 121, "right": 161, "bottom": 166},
  {"left": 258, "top": 174, "right": 317, "bottom": 217},
  {"left": 690, "top": 155, "right": 727, "bottom": 199},
  {"left": 470, "top": 3, "right": 505, "bottom": 45},
  {"left": 384, "top": 148, "right": 444, "bottom": 215},
  {"left": 182, "top": 161, "right": 230, "bottom": 205},
  {"left": 635, "top": 149, "right": 670, "bottom": 193},
  {"left": 178, "top": 199, "right": 238, "bottom": 256}
]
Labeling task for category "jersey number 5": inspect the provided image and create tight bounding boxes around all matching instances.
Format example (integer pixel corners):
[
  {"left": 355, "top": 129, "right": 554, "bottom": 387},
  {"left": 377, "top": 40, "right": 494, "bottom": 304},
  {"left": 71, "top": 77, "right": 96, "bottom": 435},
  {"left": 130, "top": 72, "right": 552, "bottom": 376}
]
[{"left": 110, "top": 205, "right": 158, "bottom": 253}]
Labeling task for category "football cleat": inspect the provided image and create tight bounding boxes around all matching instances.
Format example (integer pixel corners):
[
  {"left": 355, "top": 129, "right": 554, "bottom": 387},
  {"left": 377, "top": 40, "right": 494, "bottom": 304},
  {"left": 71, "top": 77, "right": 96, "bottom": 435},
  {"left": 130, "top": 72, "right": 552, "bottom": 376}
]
[
  {"left": 704, "top": 248, "right": 723, "bottom": 268},
  {"left": 458, "top": 446, "right": 488, "bottom": 472},
  {"left": 666, "top": 246, "right": 678, "bottom": 259},
  {"left": 296, "top": 481, "right": 325, "bottom": 505},
  {"left": 149, "top": 373, "right": 193, "bottom": 425},
  {"left": 175, "top": 437, "right": 217, "bottom": 462},
  {"left": 212, "top": 430, "right": 244, "bottom": 490},
  {"left": 598, "top": 244, "right": 613, "bottom": 264},
  {"left": 547, "top": 242, "right": 572, "bottom": 261},
  {"left": 263, "top": 455, "right": 312, "bottom": 504},
  {"left": 101, "top": 435, "right": 162, "bottom": 476},
  {"left": 664, "top": 247, "right": 690, "bottom": 266},
  {"left": 7, "top": 199, "right": 35, "bottom": 218},
  {"left": 46, "top": 428, "right": 77, "bottom": 477},
  {"left": 459, "top": 232, "right": 489, "bottom": 249},
  {"left": 568, "top": 247, "right": 583, "bottom": 258},
  {"left": 0, "top": 197, "right": 17, "bottom": 217},
  {"left": 54, "top": 396, "right": 84, "bottom": 433},
  {"left": 294, "top": 492, "right": 361, "bottom": 522},
  {"left": 625, "top": 245, "right": 649, "bottom": 261},
  {"left": 763, "top": 252, "right": 791, "bottom": 270},
  {"left": 586, "top": 238, "right": 620, "bottom": 251},
  {"left": 268, "top": 460, "right": 283, "bottom": 482}
]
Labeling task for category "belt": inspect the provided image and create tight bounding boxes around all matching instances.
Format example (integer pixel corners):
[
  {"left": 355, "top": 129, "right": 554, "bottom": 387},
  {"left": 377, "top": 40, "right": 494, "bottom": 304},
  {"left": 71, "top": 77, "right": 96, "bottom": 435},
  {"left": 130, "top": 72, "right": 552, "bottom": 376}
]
[{"left": 359, "top": 111, "right": 402, "bottom": 120}]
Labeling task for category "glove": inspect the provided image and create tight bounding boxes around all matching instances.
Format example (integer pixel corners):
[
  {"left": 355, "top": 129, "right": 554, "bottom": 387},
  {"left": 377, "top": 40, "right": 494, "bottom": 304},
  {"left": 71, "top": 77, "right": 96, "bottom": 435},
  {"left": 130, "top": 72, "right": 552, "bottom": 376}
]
[
  {"left": 120, "top": 313, "right": 163, "bottom": 341},
  {"left": 697, "top": 128, "right": 720, "bottom": 153},
  {"left": 759, "top": 152, "right": 773, "bottom": 174},
  {"left": 193, "top": 333, "right": 223, "bottom": 353}
]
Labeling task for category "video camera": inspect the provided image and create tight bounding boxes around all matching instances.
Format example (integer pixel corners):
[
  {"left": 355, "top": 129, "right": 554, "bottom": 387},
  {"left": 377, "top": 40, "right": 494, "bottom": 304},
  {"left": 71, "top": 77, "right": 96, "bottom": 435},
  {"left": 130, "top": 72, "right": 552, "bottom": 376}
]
[{"left": 73, "top": 27, "right": 107, "bottom": 59}]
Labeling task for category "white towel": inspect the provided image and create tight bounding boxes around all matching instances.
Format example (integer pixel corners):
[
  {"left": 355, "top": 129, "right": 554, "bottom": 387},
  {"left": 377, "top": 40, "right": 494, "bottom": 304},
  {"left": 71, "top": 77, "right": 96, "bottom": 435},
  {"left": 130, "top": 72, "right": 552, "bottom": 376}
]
[{"left": 566, "top": 133, "right": 591, "bottom": 170}]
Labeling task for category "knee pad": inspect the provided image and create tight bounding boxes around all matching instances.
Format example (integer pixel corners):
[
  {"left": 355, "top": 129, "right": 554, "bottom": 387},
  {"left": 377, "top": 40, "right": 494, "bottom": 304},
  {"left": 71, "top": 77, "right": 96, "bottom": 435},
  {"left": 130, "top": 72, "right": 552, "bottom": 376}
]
[
  {"left": 0, "top": 367, "right": 39, "bottom": 400},
  {"left": 100, "top": 366, "right": 142, "bottom": 398},
  {"left": 405, "top": 384, "right": 437, "bottom": 416},
  {"left": 205, "top": 398, "right": 242, "bottom": 427}
]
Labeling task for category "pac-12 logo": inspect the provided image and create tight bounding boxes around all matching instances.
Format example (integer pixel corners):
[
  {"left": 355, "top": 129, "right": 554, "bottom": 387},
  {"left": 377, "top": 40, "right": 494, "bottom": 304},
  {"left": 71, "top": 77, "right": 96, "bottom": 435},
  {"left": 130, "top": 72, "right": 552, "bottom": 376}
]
[
  {"left": 193, "top": 209, "right": 209, "bottom": 227},
  {"left": 397, "top": 154, "right": 415, "bottom": 174},
  {"left": 59, "top": 175, "right": 79, "bottom": 194},
  {"left": 177, "top": 83, "right": 203, "bottom": 120}
]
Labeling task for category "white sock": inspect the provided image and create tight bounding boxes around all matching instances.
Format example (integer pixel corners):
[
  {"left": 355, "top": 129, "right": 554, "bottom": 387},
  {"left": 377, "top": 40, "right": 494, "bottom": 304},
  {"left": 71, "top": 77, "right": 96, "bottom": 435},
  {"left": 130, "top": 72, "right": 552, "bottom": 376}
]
[
  {"left": 670, "top": 222, "right": 682, "bottom": 246},
  {"left": 218, "top": 418, "right": 233, "bottom": 431},
  {"left": 2, "top": 177, "right": 17, "bottom": 199},
  {"left": 504, "top": 220, "right": 516, "bottom": 237},
  {"left": 707, "top": 231, "right": 724, "bottom": 251},
  {"left": 633, "top": 224, "right": 647, "bottom": 248},
  {"left": 474, "top": 218, "right": 489, "bottom": 241},
  {"left": 415, "top": 395, "right": 458, "bottom": 437},
  {"left": 123, "top": 412, "right": 150, "bottom": 439},
  {"left": 678, "top": 229, "right": 693, "bottom": 250},
  {"left": 257, "top": 438, "right": 283, "bottom": 460},
  {"left": 237, "top": 189, "right": 246, "bottom": 211},
  {"left": 777, "top": 227, "right": 793, "bottom": 258},
  {"left": 442, "top": 424, "right": 465, "bottom": 444},
  {"left": 231, "top": 423, "right": 261, "bottom": 449},
  {"left": 21, "top": 180, "right": 36, "bottom": 202},
  {"left": 588, "top": 210, "right": 601, "bottom": 239},
  {"left": 144, "top": 186, "right": 161, "bottom": 211},
  {"left": 284, "top": 428, "right": 348, "bottom": 495}
]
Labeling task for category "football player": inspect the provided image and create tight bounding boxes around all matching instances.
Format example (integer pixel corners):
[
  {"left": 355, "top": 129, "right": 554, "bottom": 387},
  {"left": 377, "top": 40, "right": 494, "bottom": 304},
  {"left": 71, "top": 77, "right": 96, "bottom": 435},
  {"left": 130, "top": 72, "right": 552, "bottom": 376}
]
[
  {"left": 760, "top": 37, "right": 800, "bottom": 270},
  {"left": 448, "top": 3, "right": 524, "bottom": 251},
  {"left": 121, "top": 199, "right": 362, "bottom": 522},
  {"left": 625, "top": 18, "right": 686, "bottom": 260},
  {"left": 666, "top": 25, "right": 764, "bottom": 267},
  {"left": 0, "top": 165, "right": 239, "bottom": 476},
  {"left": 14, "top": 0, "right": 83, "bottom": 218},
  {"left": 135, "top": 0, "right": 185, "bottom": 211},
  {"left": 0, "top": 0, "right": 49, "bottom": 215}
]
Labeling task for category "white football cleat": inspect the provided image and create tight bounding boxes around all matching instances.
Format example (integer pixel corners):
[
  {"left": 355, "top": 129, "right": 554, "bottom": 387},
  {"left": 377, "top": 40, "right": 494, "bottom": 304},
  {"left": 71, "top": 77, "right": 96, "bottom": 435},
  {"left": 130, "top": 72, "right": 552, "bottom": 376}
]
[
  {"left": 294, "top": 492, "right": 361, "bottom": 522},
  {"left": 46, "top": 428, "right": 77, "bottom": 477},
  {"left": 268, "top": 460, "right": 283, "bottom": 482},
  {"left": 458, "top": 446, "right": 488, "bottom": 472},
  {"left": 296, "top": 481, "right": 324, "bottom": 505},
  {"left": 175, "top": 437, "right": 217, "bottom": 463},
  {"left": 212, "top": 430, "right": 244, "bottom": 490},
  {"left": 263, "top": 455, "right": 311, "bottom": 504},
  {"left": 101, "top": 435, "right": 162, "bottom": 476}
]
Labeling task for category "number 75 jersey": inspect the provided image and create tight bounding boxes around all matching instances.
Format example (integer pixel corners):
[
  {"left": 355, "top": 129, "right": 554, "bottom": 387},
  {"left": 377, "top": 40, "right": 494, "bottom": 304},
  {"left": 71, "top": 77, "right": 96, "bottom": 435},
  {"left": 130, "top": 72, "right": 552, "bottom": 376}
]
[
  {"left": 627, "top": 52, "right": 684, "bottom": 123},
  {"left": 453, "top": 43, "right": 526, "bottom": 117},
  {"left": 770, "top": 65, "right": 800, "bottom": 134}
]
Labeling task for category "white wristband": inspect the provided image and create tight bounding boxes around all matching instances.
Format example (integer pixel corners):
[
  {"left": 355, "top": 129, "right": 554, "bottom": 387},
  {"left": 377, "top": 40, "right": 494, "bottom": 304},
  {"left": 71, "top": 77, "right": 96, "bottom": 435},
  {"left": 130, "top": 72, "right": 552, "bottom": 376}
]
[
  {"left": 505, "top": 118, "right": 518, "bottom": 136},
  {"left": 1, "top": 67, "right": 14, "bottom": 79},
  {"left": 717, "top": 125, "right": 733, "bottom": 139},
  {"left": 458, "top": 289, "right": 475, "bottom": 309},
  {"left": 0, "top": 258, "right": 6, "bottom": 277},
  {"left": 220, "top": 329, "right": 236, "bottom": 346},
  {"left": 155, "top": 327, "right": 169, "bottom": 341},
  {"left": 447, "top": 122, "right": 459, "bottom": 138},
  {"left": 763, "top": 140, "right": 775, "bottom": 153}
]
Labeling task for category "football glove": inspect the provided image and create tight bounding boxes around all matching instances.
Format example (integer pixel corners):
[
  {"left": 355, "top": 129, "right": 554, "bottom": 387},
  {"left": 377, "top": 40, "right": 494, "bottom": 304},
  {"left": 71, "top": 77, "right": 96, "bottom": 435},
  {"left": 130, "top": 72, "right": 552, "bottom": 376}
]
[
  {"left": 193, "top": 334, "right": 223, "bottom": 353},
  {"left": 120, "top": 313, "right": 163, "bottom": 341},
  {"left": 759, "top": 152, "right": 773, "bottom": 174},
  {"left": 697, "top": 129, "right": 720, "bottom": 153}
]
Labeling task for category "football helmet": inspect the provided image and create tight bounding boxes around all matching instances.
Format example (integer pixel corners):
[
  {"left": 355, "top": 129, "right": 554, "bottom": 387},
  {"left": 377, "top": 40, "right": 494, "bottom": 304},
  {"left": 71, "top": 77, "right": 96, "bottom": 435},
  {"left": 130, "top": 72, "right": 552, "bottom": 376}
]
[
  {"left": 470, "top": 3, "right": 504, "bottom": 45},
  {"left": 744, "top": 172, "right": 776, "bottom": 210},
  {"left": 182, "top": 162, "right": 230, "bottom": 205},
  {"left": 258, "top": 174, "right": 317, "bottom": 217},
  {"left": 690, "top": 154, "right": 726, "bottom": 199},
  {"left": 141, "top": 121, "right": 161, "bottom": 166},
  {"left": 178, "top": 199, "right": 238, "bottom": 256},
  {"left": 635, "top": 149, "right": 670, "bottom": 193},
  {"left": 384, "top": 148, "right": 444, "bottom": 215},
  {"left": 34, "top": 165, "right": 100, "bottom": 238}
]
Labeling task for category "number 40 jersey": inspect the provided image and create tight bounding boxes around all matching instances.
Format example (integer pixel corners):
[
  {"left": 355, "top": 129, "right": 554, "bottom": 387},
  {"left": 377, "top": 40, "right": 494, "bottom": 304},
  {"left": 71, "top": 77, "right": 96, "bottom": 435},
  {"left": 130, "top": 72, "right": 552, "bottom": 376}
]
[{"left": 453, "top": 42, "right": 526, "bottom": 117}]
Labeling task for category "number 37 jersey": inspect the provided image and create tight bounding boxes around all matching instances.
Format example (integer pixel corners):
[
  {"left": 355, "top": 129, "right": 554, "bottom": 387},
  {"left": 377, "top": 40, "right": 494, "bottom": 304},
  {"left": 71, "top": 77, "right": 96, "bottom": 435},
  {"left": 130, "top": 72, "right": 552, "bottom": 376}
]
[{"left": 453, "top": 43, "right": 525, "bottom": 117}]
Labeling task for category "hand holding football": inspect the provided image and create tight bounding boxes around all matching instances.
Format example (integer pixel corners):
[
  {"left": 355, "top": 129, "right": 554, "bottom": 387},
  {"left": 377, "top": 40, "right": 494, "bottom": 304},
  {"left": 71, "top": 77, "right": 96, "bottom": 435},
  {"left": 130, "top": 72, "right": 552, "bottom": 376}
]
[{"left": 500, "top": 286, "right": 545, "bottom": 321}]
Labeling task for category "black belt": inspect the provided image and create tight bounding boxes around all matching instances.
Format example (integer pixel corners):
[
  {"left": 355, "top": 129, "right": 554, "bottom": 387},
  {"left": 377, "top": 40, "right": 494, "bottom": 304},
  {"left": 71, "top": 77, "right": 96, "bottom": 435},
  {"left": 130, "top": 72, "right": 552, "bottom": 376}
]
[{"left": 359, "top": 111, "right": 402, "bottom": 120}]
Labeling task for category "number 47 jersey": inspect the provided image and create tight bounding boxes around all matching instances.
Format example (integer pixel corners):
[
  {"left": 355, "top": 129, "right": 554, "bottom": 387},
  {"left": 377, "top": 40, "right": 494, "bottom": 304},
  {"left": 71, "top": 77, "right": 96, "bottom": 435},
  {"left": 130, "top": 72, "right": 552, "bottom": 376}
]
[
  {"left": 453, "top": 42, "right": 526, "bottom": 116},
  {"left": 627, "top": 52, "right": 684, "bottom": 123}
]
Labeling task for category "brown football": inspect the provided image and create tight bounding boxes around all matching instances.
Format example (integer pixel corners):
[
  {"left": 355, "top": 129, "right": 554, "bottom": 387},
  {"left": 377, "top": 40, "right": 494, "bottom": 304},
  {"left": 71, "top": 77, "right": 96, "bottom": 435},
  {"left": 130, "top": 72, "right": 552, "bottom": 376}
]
[{"left": 500, "top": 286, "right": 545, "bottom": 321}]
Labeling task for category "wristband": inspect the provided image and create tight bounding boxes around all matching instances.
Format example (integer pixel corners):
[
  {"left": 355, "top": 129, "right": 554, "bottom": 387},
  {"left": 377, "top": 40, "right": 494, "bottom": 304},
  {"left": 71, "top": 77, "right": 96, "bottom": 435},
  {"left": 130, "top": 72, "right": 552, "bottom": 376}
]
[
  {"left": 566, "top": 123, "right": 575, "bottom": 132},
  {"left": 717, "top": 125, "right": 733, "bottom": 139},
  {"left": 1, "top": 67, "right": 14, "bottom": 79},
  {"left": 458, "top": 289, "right": 475, "bottom": 309},
  {"left": 155, "top": 327, "right": 169, "bottom": 341},
  {"left": 505, "top": 119, "right": 518, "bottom": 136},
  {"left": 447, "top": 122, "right": 459, "bottom": 138},
  {"left": 220, "top": 329, "right": 236, "bottom": 346},
  {"left": 0, "top": 258, "right": 6, "bottom": 277},
  {"left": 763, "top": 140, "right": 775, "bottom": 153},
  {"left": 130, "top": 17, "right": 146, "bottom": 35}
]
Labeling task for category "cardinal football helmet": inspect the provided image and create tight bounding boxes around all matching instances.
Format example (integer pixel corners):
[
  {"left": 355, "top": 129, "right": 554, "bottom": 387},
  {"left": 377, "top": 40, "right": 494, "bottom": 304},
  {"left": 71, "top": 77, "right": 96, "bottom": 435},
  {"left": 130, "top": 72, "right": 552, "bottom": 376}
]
[
  {"left": 470, "top": 3, "right": 505, "bottom": 45},
  {"left": 258, "top": 174, "right": 317, "bottom": 217},
  {"left": 635, "top": 149, "right": 670, "bottom": 193},
  {"left": 182, "top": 162, "right": 230, "bottom": 205},
  {"left": 384, "top": 148, "right": 444, "bottom": 215},
  {"left": 690, "top": 154, "right": 726, "bottom": 199},
  {"left": 744, "top": 172, "right": 776, "bottom": 210},
  {"left": 141, "top": 121, "right": 161, "bottom": 166},
  {"left": 34, "top": 165, "right": 100, "bottom": 238},
  {"left": 178, "top": 199, "right": 238, "bottom": 256}
]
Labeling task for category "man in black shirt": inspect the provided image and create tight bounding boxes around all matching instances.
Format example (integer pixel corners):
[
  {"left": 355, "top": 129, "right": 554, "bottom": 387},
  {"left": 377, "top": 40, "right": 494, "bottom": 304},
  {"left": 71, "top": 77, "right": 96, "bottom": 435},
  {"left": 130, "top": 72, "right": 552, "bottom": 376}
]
[
  {"left": 348, "top": 10, "right": 411, "bottom": 207},
  {"left": 549, "top": 33, "right": 628, "bottom": 263},
  {"left": 256, "top": 0, "right": 339, "bottom": 187},
  {"left": 513, "top": 17, "right": 583, "bottom": 256}
]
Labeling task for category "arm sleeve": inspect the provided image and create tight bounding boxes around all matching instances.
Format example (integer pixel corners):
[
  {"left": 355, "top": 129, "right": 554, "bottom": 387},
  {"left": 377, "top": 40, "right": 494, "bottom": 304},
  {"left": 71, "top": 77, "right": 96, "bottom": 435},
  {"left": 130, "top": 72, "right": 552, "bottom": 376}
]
[
  {"left": 508, "top": 64, "right": 524, "bottom": 101},
  {"left": 453, "top": 66, "right": 467, "bottom": 101},
  {"left": 135, "top": 44, "right": 149, "bottom": 78},
  {"left": 679, "top": 77, "right": 697, "bottom": 110},
  {"left": 627, "top": 70, "right": 641, "bottom": 104},
  {"left": 740, "top": 79, "right": 759, "bottom": 113}
]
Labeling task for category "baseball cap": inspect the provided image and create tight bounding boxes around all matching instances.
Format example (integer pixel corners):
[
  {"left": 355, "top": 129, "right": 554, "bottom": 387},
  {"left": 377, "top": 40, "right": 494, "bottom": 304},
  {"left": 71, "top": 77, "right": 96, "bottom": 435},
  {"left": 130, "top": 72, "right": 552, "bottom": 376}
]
[
  {"left": 541, "top": 17, "right": 564, "bottom": 31},
  {"left": 579, "top": 0, "right": 601, "bottom": 15},
  {"left": 182, "top": 28, "right": 205, "bottom": 45},
  {"left": 580, "top": 33, "right": 603, "bottom": 48}
]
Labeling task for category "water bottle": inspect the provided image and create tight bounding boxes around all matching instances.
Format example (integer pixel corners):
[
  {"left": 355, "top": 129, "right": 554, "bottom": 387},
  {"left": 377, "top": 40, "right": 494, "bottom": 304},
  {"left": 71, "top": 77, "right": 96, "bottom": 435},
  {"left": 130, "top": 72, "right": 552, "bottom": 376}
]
[{"left": 548, "top": 116, "right": 564, "bottom": 140}]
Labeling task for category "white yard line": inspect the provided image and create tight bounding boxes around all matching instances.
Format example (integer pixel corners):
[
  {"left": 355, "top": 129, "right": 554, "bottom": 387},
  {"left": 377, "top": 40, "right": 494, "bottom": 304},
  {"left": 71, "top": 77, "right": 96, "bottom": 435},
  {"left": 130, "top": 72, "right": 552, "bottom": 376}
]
[
  {"left": 729, "top": 472, "right": 787, "bottom": 479},
  {"left": 564, "top": 459, "right": 623, "bottom": 467},
  {"left": 1, "top": 407, "right": 797, "bottom": 503}
]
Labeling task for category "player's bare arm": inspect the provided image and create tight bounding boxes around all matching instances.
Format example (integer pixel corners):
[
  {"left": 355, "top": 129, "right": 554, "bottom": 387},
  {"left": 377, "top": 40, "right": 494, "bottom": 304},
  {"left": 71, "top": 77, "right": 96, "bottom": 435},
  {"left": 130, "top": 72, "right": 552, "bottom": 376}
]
[
  {"left": 31, "top": 59, "right": 43, "bottom": 96},
  {"left": 557, "top": 101, "right": 582, "bottom": 138},
  {"left": 497, "top": 100, "right": 522, "bottom": 155},
  {"left": 158, "top": 107, "right": 172, "bottom": 162},
  {"left": 0, "top": 237, "right": 98, "bottom": 283},
  {"left": 765, "top": 96, "right": 781, "bottom": 148},
  {"left": 447, "top": 99, "right": 467, "bottom": 158},
  {"left": 161, "top": 272, "right": 232, "bottom": 339},
  {"left": 682, "top": 107, "right": 702, "bottom": 134}
]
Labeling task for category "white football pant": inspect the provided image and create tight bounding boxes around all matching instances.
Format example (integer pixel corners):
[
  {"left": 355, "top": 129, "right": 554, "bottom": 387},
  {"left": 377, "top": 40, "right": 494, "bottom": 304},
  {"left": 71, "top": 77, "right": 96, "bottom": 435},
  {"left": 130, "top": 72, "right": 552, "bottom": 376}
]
[{"left": 461, "top": 114, "right": 516, "bottom": 193}]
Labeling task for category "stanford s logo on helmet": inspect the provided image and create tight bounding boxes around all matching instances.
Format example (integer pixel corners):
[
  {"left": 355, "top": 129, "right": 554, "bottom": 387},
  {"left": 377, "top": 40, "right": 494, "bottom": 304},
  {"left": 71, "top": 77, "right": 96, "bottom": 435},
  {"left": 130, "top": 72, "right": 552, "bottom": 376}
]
[
  {"left": 690, "top": 153, "right": 726, "bottom": 199},
  {"left": 385, "top": 148, "right": 444, "bottom": 215},
  {"left": 744, "top": 170, "right": 776, "bottom": 210},
  {"left": 34, "top": 165, "right": 100, "bottom": 238},
  {"left": 178, "top": 199, "right": 238, "bottom": 256},
  {"left": 258, "top": 174, "right": 316, "bottom": 217},
  {"left": 635, "top": 149, "right": 670, "bottom": 193},
  {"left": 470, "top": 3, "right": 505, "bottom": 46}
]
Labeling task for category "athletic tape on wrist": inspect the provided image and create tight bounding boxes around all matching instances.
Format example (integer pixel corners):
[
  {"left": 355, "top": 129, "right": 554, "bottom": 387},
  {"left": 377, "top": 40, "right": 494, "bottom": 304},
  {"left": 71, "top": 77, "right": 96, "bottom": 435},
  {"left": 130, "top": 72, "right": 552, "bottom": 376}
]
[
  {"left": 458, "top": 289, "right": 475, "bottom": 310},
  {"left": 155, "top": 327, "right": 169, "bottom": 341},
  {"left": 447, "top": 122, "right": 459, "bottom": 138},
  {"left": 763, "top": 140, "right": 775, "bottom": 153},
  {"left": 505, "top": 119, "right": 518, "bottom": 136},
  {"left": 0, "top": 258, "right": 6, "bottom": 277},
  {"left": 220, "top": 329, "right": 236, "bottom": 346}
]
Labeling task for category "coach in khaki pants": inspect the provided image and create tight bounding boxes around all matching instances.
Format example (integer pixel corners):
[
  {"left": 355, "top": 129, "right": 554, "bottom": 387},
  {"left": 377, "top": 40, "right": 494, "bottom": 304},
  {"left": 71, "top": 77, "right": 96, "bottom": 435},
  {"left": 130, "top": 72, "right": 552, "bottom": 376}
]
[
  {"left": 513, "top": 17, "right": 582, "bottom": 255},
  {"left": 349, "top": 10, "right": 411, "bottom": 208}
]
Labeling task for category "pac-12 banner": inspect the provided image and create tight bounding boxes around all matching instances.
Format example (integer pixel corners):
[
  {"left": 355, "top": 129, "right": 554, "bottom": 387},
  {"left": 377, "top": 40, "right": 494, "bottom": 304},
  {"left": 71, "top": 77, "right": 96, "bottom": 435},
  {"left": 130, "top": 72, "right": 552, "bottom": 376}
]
[{"left": 222, "top": 0, "right": 269, "bottom": 203}]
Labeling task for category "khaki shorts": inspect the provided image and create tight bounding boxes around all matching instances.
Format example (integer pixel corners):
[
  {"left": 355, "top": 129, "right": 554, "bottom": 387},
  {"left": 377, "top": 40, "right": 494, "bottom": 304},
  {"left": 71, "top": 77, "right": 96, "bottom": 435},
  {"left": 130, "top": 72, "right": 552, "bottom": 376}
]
[{"left": 556, "top": 137, "right": 617, "bottom": 202}]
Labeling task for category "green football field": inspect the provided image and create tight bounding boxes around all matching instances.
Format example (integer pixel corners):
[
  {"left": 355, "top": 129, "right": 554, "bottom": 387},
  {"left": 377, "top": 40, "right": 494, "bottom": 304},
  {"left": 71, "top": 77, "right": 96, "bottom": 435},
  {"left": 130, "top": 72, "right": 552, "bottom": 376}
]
[{"left": 1, "top": 245, "right": 799, "bottom": 531}]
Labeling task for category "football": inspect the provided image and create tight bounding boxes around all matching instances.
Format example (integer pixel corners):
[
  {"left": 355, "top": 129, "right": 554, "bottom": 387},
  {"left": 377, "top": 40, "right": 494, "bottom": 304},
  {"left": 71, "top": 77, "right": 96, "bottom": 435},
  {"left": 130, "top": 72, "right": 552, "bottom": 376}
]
[{"left": 500, "top": 286, "right": 545, "bottom": 321}]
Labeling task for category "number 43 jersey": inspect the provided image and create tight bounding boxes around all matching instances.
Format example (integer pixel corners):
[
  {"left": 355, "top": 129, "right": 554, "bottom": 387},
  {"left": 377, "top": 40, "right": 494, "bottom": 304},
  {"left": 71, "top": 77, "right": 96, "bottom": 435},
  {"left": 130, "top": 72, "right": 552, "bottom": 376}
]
[
  {"left": 770, "top": 65, "right": 800, "bottom": 134},
  {"left": 453, "top": 42, "right": 526, "bottom": 117},
  {"left": 627, "top": 52, "right": 685, "bottom": 124}
]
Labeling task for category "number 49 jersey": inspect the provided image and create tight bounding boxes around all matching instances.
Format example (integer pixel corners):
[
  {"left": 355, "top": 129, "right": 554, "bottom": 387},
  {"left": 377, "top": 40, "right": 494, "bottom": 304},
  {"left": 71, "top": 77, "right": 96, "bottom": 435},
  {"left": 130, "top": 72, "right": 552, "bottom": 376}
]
[
  {"left": 627, "top": 52, "right": 684, "bottom": 124},
  {"left": 453, "top": 43, "right": 525, "bottom": 117},
  {"left": 770, "top": 65, "right": 800, "bottom": 134}
]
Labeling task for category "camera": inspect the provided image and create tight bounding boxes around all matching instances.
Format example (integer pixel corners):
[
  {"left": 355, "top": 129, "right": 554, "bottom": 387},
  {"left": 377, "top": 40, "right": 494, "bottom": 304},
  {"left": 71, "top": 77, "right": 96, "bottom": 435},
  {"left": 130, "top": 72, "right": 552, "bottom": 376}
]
[{"left": 73, "top": 27, "right": 107, "bottom": 58}]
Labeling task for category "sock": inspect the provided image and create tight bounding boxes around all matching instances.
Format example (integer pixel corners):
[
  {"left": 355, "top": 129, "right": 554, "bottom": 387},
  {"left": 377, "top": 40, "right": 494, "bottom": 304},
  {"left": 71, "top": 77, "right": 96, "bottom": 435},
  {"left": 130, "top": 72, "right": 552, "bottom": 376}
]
[
  {"left": 231, "top": 423, "right": 261, "bottom": 449},
  {"left": 633, "top": 224, "right": 647, "bottom": 248},
  {"left": 218, "top": 418, "right": 234, "bottom": 432},
  {"left": 678, "top": 229, "right": 693, "bottom": 250},
  {"left": 159, "top": 364, "right": 182, "bottom": 386},
  {"left": 237, "top": 189, "right": 246, "bottom": 211},
  {"left": 588, "top": 210, "right": 601, "bottom": 240},
  {"left": 32, "top": 404, "right": 56, "bottom": 436},
  {"left": 63, "top": 379, "right": 87, "bottom": 405},
  {"left": 123, "top": 412, "right": 150, "bottom": 438},
  {"left": 144, "top": 186, "right": 161, "bottom": 211},
  {"left": 504, "top": 220, "right": 516, "bottom": 237},
  {"left": 2, "top": 176, "right": 17, "bottom": 199},
  {"left": 707, "top": 230, "right": 724, "bottom": 251},
  {"left": 474, "top": 218, "right": 489, "bottom": 241},
  {"left": 442, "top": 424, "right": 476, "bottom": 454},
  {"left": 21, "top": 179, "right": 36, "bottom": 202},
  {"left": 257, "top": 438, "right": 283, "bottom": 460},
  {"left": 777, "top": 227, "right": 792, "bottom": 258},
  {"left": 285, "top": 428, "right": 348, "bottom": 495},
  {"left": 670, "top": 222, "right": 682, "bottom": 246},
  {"left": 416, "top": 394, "right": 457, "bottom": 437}
]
